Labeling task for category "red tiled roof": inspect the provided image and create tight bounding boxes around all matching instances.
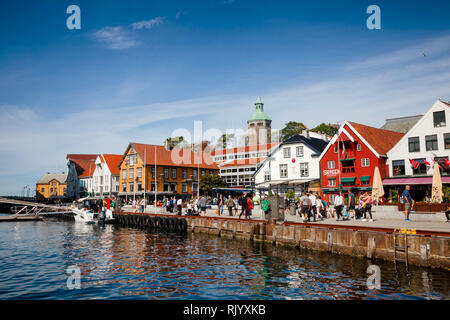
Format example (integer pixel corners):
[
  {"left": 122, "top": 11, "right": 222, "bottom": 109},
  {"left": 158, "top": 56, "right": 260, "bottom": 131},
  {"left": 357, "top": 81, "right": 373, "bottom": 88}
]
[
  {"left": 209, "top": 143, "right": 279, "bottom": 156},
  {"left": 101, "top": 154, "right": 122, "bottom": 175},
  {"left": 67, "top": 154, "right": 98, "bottom": 161},
  {"left": 75, "top": 159, "right": 96, "bottom": 178},
  {"left": 347, "top": 122, "right": 404, "bottom": 156},
  {"left": 127, "top": 143, "right": 218, "bottom": 170},
  {"left": 219, "top": 157, "right": 267, "bottom": 168}
]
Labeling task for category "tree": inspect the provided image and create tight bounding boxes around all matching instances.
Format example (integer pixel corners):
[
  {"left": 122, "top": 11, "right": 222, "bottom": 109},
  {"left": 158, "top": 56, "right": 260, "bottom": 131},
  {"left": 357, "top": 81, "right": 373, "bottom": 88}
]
[
  {"left": 199, "top": 174, "right": 226, "bottom": 195},
  {"left": 311, "top": 123, "right": 338, "bottom": 136},
  {"left": 216, "top": 133, "right": 235, "bottom": 149},
  {"left": 280, "top": 121, "right": 307, "bottom": 141},
  {"left": 164, "top": 136, "right": 185, "bottom": 149}
]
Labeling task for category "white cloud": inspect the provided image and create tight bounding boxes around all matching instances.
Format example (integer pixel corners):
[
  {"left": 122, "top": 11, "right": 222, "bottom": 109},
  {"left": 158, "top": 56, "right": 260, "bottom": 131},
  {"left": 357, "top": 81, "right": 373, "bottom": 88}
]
[
  {"left": 131, "top": 17, "right": 164, "bottom": 30},
  {"left": 90, "top": 26, "right": 140, "bottom": 50}
]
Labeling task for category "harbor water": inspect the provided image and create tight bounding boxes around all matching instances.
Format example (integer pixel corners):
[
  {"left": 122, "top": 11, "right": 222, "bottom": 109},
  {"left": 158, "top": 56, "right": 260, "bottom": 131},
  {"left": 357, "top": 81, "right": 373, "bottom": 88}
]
[{"left": 0, "top": 214, "right": 449, "bottom": 300}]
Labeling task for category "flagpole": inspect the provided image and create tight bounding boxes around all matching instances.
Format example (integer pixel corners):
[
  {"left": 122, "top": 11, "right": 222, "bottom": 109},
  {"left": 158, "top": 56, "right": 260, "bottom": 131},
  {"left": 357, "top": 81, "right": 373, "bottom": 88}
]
[
  {"left": 155, "top": 146, "right": 157, "bottom": 212},
  {"left": 144, "top": 149, "right": 146, "bottom": 209}
]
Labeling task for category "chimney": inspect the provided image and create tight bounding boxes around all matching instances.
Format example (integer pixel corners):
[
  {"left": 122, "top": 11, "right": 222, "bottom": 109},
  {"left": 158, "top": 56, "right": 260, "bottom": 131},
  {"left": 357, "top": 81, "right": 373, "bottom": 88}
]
[{"left": 302, "top": 129, "right": 310, "bottom": 139}]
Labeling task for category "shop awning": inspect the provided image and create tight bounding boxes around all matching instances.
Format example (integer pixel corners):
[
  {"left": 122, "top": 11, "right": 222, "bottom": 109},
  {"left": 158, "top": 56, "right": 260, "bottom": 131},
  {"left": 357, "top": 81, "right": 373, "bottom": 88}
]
[
  {"left": 340, "top": 158, "right": 355, "bottom": 162},
  {"left": 360, "top": 176, "right": 371, "bottom": 182},
  {"left": 383, "top": 177, "right": 450, "bottom": 185},
  {"left": 340, "top": 177, "right": 356, "bottom": 183}
]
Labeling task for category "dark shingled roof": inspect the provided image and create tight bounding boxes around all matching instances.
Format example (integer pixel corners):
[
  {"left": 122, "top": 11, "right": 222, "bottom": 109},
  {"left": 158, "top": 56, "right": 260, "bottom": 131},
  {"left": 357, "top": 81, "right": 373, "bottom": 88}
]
[{"left": 283, "top": 134, "right": 329, "bottom": 154}]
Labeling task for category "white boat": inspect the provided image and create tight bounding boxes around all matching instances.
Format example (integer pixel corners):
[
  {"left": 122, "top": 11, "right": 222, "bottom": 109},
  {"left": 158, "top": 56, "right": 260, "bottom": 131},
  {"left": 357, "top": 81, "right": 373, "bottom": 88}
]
[
  {"left": 98, "top": 209, "right": 115, "bottom": 224},
  {"left": 72, "top": 207, "right": 96, "bottom": 224}
]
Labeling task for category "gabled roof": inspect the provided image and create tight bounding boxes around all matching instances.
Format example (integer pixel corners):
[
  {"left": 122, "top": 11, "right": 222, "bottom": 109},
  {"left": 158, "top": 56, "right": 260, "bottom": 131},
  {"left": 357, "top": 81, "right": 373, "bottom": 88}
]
[
  {"left": 347, "top": 122, "right": 404, "bottom": 156},
  {"left": 283, "top": 134, "right": 329, "bottom": 154},
  {"left": 37, "top": 173, "right": 67, "bottom": 184},
  {"left": 67, "top": 154, "right": 98, "bottom": 178},
  {"left": 120, "top": 143, "right": 219, "bottom": 170},
  {"left": 100, "top": 154, "right": 122, "bottom": 175},
  {"left": 380, "top": 114, "right": 423, "bottom": 133}
]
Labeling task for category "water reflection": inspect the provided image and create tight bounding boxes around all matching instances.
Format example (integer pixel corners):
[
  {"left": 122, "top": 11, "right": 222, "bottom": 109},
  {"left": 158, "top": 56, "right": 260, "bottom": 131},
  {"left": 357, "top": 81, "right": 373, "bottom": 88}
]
[{"left": 0, "top": 220, "right": 448, "bottom": 299}]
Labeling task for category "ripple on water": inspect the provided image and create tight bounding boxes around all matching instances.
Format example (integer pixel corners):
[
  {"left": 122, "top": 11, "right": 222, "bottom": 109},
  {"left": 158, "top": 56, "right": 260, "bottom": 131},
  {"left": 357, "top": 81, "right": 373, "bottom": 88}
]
[{"left": 0, "top": 219, "right": 449, "bottom": 299}]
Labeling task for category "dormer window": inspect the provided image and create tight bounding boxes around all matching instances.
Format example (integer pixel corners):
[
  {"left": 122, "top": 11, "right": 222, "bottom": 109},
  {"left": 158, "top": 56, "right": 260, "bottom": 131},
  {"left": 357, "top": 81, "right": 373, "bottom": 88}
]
[{"left": 433, "top": 111, "right": 446, "bottom": 127}]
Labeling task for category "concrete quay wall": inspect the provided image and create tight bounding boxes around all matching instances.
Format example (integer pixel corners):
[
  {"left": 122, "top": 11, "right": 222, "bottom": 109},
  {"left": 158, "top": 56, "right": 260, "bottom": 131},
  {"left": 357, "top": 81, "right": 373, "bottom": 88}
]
[{"left": 184, "top": 216, "right": 450, "bottom": 271}]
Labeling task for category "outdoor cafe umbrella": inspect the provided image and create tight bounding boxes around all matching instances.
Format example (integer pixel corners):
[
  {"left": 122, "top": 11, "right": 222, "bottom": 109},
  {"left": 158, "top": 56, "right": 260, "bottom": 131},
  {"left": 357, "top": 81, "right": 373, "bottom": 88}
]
[
  {"left": 371, "top": 166, "right": 384, "bottom": 205},
  {"left": 431, "top": 162, "right": 443, "bottom": 203}
]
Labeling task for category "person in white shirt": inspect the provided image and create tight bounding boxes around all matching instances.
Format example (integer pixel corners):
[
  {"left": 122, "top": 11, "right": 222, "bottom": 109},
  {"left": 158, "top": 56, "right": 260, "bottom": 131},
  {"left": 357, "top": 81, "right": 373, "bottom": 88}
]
[
  {"left": 177, "top": 198, "right": 182, "bottom": 215},
  {"left": 316, "top": 196, "right": 323, "bottom": 220},
  {"left": 334, "top": 193, "right": 344, "bottom": 221},
  {"left": 308, "top": 193, "right": 317, "bottom": 222}
]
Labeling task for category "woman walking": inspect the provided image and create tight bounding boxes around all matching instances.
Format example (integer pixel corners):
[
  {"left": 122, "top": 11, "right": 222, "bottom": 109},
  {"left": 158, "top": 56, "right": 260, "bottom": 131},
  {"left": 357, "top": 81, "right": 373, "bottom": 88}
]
[
  {"left": 226, "top": 196, "right": 234, "bottom": 216},
  {"left": 361, "top": 192, "right": 373, "bottom": 222}
]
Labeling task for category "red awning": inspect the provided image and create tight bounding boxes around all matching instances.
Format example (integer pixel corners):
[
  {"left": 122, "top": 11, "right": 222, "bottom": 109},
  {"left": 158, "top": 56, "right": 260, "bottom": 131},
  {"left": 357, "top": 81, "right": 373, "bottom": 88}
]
[{"left": 383, "top": 177, "right": 450, "bottom": 185}]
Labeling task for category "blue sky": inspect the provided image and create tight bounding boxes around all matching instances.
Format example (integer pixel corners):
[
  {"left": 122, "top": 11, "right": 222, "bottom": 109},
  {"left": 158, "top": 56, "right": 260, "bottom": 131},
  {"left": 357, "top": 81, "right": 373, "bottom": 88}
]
[{"left": 1, "top": 0, "right": 450, "bottom": 195}]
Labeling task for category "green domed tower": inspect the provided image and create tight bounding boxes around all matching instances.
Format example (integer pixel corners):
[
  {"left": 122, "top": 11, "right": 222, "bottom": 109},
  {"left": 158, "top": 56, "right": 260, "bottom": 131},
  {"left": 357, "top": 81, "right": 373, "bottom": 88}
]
[{"left": 247, "top": 96, "right": 272, "bottom": 146}]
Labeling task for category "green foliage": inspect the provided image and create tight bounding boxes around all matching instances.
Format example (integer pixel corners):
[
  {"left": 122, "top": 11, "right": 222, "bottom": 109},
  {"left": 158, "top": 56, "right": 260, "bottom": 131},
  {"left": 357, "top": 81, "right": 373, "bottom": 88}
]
[
  {"left": 217, "top": 133, "right": 235, "bottom": 149},
  {"left": 311, "top": 123, "right": 338, "bottom": 136},
  {"left": 199, "top": 174, "right": 226, "bottom": 195},
  {"left": 165, "top": 136, "right": 185, "bottom": 148},
  {"left": 268, "top": 190, "right": 273, "bottom": 196},
  {"left": 287, "top": 190, "right": 295, "bottom": 199},
  {"left": 280, "top": 121, "right": 307, "bottom": 141}
]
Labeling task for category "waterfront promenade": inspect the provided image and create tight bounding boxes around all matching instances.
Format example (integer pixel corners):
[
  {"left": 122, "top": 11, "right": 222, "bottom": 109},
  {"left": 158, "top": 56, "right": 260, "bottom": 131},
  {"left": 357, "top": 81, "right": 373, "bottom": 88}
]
[{"left": 119, "top": 205, "right": 450, "bottom": 234}]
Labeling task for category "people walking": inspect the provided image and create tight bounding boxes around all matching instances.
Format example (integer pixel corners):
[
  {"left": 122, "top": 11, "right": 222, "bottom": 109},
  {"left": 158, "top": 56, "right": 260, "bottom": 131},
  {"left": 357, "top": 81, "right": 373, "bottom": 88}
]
[
  {"left": 246, "top": 195, "right": 253, "bottom": 219},
  {"left": 347, "top": 190, "right": 356, "bottom": 219},
  {"left": 198, "top": 195, "right": 207, "bottom": 216},
  {"left": 316, "top": 196, "right": 324, "bottom": 220},
  {"left": 177, "top": 197, "right": 182, "bottom": 215},
  {"left": 217, "top": 194, "right": 224, "bottom": 216},
  {"left": 361, "top": 192, "right": 373, "bottom": 222},
  {"left": 140, "top": 197, "right": 145, "bottom": 213},
  {"left": 239, "top": 193, "right": 248, "bottom": 219},
  {"left": 308, "top": 192, "right": 317, "bottom": 222},
  {"left": 402, "top": 185, "right": 413, "bottom": 221},
  {"left": 334, "top": 192, "right": 344, "bottom": 221},
  {"left": 299, "top": 191, "right": 310, "bottom": 222},
  {"left": 226, "top": 195, "right": 234, "bottom": 216}
]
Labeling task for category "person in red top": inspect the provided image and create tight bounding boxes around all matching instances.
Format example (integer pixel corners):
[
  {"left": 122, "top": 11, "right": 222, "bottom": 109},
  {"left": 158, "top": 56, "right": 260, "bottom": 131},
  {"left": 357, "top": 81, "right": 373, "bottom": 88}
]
[
  {"left": 106, "top": 197, "right": 111, "bottom": 210},
  {"left": 246, "top": 196, "right": 253, "bottom": 219}
]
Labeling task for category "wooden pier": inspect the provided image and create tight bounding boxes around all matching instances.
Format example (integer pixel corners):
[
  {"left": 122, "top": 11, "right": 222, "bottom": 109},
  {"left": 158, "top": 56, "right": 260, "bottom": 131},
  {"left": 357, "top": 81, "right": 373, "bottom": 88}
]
[{"left": 0, "top": 215, "right": 43, "bottom": 222}]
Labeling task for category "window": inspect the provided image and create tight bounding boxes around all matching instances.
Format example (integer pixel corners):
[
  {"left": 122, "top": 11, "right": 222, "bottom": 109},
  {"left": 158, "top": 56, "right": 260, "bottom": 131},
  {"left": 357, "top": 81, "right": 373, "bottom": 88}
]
[
  {"left": 283, "top": 147, "right": 291, "bottom": 158},
  {"left": 412, "top": 159, "right": 427, "bottom": 175},
  {"left": 341, "top": 159, "right": 355, "bottom": 173},
  {"left": 137, "top": 167, "right": 142, "bottom": 178},
  {"left": 357, "top": 144, "right": 362, "bottom": 151},
  {"left": 192, "top": 183, "right": 198, "bottom": 192},
  {"left": 171, "top": 168, "right": 177, "bottom": 179},
  {"left": 182, "top": 183, "right": 188, "bottom": 193},
  {"left": 264, "top": 170, "right": 270, "bottom": 182},
  {"left": 425, "top": 135, "right": 438, "bottom": 151},
  {"left": 137, "top": 183, "right": 142, "bottom": 191},
  {"left": 300, "top": 163, "right": 309, "bottom": 177},
  {"left": 129, "top": 169, "right": 134, "bottom": 179},
  {"left": 170, "top": 183, "right": 177, "bottom": 193},
  {"left": 361, "top": 158, "right": 370, "bottom": 167},
  {"left": 433, "top": 110, "right": 446, "bottom": 127},
  {"left": 445, "top": 133, "right": 450, "bottom": 150},
  {"left": 41, "top": 188, "right": 44, "bottom": 192},
  {"left": 209, "top": 170, "right": 214, "bottom": 175},
  {"left": 192, "top": 169, "right": 197, "bottom": 180},
  {"left": 435, "top": 157, "right": 450, "bottom": 176},
  {"left": 182, "top": 169, "right": 187, "bottom": 179},
  {"left": 328, "top": 178, "right": 336, "bottom": 187},
  {"left": 163, "top": 183, "right": 169, "bottom": 192},
  {"left": 151, "top": 167, "right": 156, "bottom": 178},
  {"left": 164, "top": 168, "right": 169, "bottom": 179},
  {"left": 280, "top": 164, "right": 288, "bottom": 178},
  {"left": 201, "top": 170, "right": 205, "bottom": 176},
  {"left": 52, "top": 182, "right": 56, "bottom": 186},
  {"left": 328, "top": 161, "right": 335, "bottom": 169},
  {"left": 408, "top": 137, "right": 420, "bottom": 152},
  {"left": 129, "top": 183, "right": 134, "bottom": 192},
  {"left": 392, "top": 160, "right": 405, "bottom": 176},
  {"left": 334, "top": 146, "right": 338, "bottom": 153},
  {"left": 360, "top": 178, "right": 371, "bottom": 186},
  {"left": 296, "top": 146, "right": 304, "bottom": 157}
]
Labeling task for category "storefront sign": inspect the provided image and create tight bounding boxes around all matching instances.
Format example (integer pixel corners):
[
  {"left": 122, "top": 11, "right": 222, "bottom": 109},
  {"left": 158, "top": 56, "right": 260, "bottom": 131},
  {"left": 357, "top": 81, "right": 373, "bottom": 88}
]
[{"left": 323, "top": 169, "right": 339, "bottom": 176}]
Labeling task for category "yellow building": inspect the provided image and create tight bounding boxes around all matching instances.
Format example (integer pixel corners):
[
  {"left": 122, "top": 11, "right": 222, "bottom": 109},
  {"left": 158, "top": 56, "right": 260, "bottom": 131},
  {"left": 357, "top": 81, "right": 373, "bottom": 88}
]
[{"left": 36, "top": 173, "right": 68, "bottom": 200}]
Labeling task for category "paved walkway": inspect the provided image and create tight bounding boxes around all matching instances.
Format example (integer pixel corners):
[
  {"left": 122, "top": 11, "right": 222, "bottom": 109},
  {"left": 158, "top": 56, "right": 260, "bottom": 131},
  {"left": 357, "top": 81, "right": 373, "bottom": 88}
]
[{"left": 120, "top": 206, "right": 450, "bottom": 234}]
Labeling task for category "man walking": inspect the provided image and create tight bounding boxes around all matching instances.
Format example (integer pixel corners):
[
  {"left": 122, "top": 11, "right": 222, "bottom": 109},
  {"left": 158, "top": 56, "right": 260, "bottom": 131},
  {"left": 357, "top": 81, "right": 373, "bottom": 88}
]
[
  {"left": 334, "top": 192, "right": 344, "bottom": 221},
  {"left": 226, "top": 195, "right": 234, "bottom": 216},
  {"left": 308, "top": 192, "right": 317, "bottom": 222},
  {"left": 347, "top": 190, "right": 356, "bottom": 219},
  {"left": 217, "top": 194, "right": 224, "bottom": 216},
  {"left": 299, "top": 191, "right": 310, "bottom": 222},
  {"left": 402, "top": 185, "right": 413, "bottom": 221},
  {"left": 177, "top": 197, "right": 182, "bottom": 215},
  {"left": 239, "top": 193, "right": 248, "bottom": 219}
]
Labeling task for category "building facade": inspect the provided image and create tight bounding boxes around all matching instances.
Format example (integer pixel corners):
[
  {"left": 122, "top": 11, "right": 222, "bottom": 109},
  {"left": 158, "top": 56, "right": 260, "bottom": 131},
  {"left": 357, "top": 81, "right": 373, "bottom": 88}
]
[
  {"left": 247, "top": 96, "right": 272, "bottom": 146},
  {"left": 254, "top": 133, "right": 329, "bottom": 196},
  {"left": 118, "top": 142, "right": 219, "bottom": 201},
  {"left": 36, "top": 173, "right": 68, "bottom": 200},
  {"left": 66, "top": 154, "right": 98, "bottom": 199},
  {"left": 92, "top": 154, "right": 122, "bottom": 197},
  {"left": 319, "top": 121, "right": 404, "bottom": 203},
  {"left": 385, "top": 99, "right": 450, "bottom": 201}
]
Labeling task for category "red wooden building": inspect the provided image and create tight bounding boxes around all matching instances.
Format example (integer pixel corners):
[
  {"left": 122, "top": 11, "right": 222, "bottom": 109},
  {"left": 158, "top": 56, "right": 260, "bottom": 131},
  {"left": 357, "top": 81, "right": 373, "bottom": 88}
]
[{"left": 319, "top": 121, "right": 404, "bottom": 203}]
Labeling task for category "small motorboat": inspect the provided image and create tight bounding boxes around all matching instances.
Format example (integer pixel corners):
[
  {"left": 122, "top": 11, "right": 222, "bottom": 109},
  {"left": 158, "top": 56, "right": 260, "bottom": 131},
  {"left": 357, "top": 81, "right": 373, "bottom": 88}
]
[{"left": 72, "top": 207, "right": 96, "bottom": 224}]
